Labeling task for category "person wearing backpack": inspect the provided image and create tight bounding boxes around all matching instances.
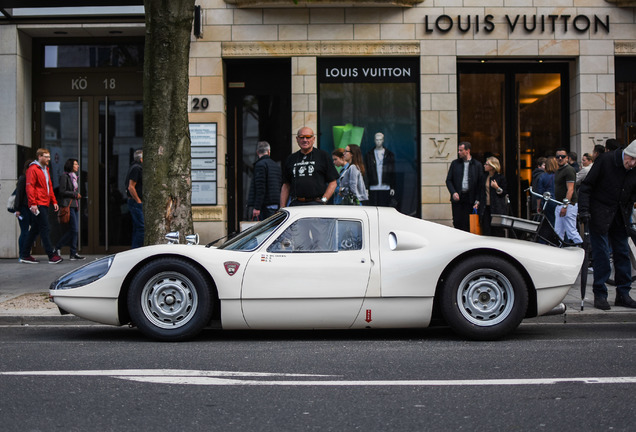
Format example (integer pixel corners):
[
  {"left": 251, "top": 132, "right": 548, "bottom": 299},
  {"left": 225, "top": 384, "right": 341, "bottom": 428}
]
[{"left": 15, "top": 159, "right": 35, "bottom": 263}]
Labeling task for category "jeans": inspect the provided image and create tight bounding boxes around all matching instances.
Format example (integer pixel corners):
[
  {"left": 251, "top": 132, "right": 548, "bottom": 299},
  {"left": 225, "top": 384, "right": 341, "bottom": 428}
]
[
  {"left": 590, "top": 218, "right": 632, "bottom": 300},
  {"left": 128, "top": 199, "right": 145, "bottom": 249},
  {"left": 55, "top": 206, "right": 79, "bottom": 255},
  {"left": 17, "top": 206, "right": 32, "bottom": 258},
  {"left": 554, "top": 203, "right": 582, "bottom": 244},
  {"left": 24, "top": 205, "right": 55, "bottom": 258}
]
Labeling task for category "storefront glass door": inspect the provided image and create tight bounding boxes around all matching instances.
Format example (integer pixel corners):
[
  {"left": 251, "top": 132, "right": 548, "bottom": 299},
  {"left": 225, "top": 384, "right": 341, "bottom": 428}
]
[
  {"left": 226, "top": 59, "right": 291, "bottom": 235},
  {"left": 41, "top": 100, "right": 89, "bottom": 251},
  {"left": 39, "top": 97, "right": 143, "bottom": 253},
  {"left": 459, "top": 62, "right": 568, "bottom": 217}
]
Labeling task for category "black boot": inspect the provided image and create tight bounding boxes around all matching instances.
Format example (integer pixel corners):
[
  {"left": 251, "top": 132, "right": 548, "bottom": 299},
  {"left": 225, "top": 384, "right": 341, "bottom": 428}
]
[
  {"left": 594, "top": 296, "right": 611, "bottom": 310},
  {"left": 615, "top": 294, "right": 636, "bottom": 308}
]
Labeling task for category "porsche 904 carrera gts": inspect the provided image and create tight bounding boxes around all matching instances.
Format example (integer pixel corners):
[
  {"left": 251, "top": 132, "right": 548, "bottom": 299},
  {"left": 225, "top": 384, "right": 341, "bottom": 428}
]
[{"left": 50, "top": 206, "right": 584, "bottom": 341}]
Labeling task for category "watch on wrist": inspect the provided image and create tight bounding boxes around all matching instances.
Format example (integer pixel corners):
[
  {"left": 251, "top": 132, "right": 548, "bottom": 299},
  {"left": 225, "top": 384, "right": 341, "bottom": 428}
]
[{"left": 320, "top": 197, "right": 328, "bottom": 204}]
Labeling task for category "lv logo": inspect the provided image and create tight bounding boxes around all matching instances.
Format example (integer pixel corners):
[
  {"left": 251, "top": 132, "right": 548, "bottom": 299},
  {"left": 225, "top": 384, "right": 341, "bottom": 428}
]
[{"left": 430, "top": 137, "right": 450, "bottom": 159}]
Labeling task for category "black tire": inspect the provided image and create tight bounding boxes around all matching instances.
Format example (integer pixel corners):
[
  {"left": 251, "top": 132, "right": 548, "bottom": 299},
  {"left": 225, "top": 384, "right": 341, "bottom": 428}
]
[
  {"left": 128, "top": 257, "right": 213, "bottom": 341},
  {"left": 440, "top": 255, "right": 528, "bottom": 341}
]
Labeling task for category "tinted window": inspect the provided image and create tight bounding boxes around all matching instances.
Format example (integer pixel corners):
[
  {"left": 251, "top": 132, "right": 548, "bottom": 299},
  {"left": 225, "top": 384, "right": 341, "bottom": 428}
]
[{"left": 44, "top": 44, "right": 144, "bottom": 68}]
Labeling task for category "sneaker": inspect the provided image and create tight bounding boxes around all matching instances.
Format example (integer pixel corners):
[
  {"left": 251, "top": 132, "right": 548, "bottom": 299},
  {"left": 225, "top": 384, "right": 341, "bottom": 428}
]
[
  {"left": 49, "top": 254, "right": 63, "bottom": 264},
  {"left": 70, "top": 254, "right": 86, "bottom": 261},
  {"left": 615, "top": 295, "right": 636, "bottom": 308},
  {"left": 594, "top": 296, "right": 611, "bottom": 311},
  {"left": 19, "top": 255, "right": 39, "bottom": 264}
]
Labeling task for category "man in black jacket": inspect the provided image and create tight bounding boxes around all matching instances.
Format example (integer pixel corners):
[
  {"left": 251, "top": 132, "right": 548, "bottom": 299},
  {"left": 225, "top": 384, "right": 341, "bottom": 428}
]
[
  {"left": 248, "top": 141, "right": 282, "bottom": 221},
  {"left": 445, "top": 142, "right": 483, "bottom": 232},
  {"left": 579, "top": 140, "right": 636, "bottom": 310}
]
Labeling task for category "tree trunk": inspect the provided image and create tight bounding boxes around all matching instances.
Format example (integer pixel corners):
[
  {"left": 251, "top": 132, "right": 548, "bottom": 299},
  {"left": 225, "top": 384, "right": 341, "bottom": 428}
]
[{"left": 142, "top": 0, "right": 196, "bottom": 245}]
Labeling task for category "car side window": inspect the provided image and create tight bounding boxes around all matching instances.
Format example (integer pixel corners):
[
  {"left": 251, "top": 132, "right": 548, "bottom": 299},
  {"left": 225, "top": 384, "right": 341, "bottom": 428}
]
[
  {"left": 268, "top": 218, "right": 362, "bottom": 253},
  {"left": 337, "top": 220, "right": 362, "bottom": 251}
]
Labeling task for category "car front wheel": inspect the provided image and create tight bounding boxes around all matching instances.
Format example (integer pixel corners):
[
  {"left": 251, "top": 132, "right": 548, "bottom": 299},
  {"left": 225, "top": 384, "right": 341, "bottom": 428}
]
[
  {"left": 128, "top": 258, "right": 213, "bottom": 341},
  {"left": 441, "top": 255, "right": 528, "bottom": 340}
]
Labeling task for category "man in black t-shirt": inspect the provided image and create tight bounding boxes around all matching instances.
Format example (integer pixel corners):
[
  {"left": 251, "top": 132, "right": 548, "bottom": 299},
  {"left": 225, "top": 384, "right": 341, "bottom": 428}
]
[
  {"left": 125, "top": 149, "right": 144, "bottom": 248},
  {"left": 280, "top": 127, "right": 338, "bottom": 207}
]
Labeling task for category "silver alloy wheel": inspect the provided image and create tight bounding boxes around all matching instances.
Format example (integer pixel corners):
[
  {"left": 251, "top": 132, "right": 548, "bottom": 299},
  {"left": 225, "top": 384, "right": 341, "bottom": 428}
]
[
  {"left": 456, "top": 268, "right": 514, "bottom": 326},
  {"left": 140, "top": 271, "right": 198, "bottom": 329}
]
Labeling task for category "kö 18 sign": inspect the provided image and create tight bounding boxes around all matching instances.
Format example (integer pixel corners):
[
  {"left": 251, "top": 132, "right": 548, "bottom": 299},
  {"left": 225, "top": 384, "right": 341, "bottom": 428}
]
[{"left": 424, "top": 14, "right": 610, "bottom": 35}]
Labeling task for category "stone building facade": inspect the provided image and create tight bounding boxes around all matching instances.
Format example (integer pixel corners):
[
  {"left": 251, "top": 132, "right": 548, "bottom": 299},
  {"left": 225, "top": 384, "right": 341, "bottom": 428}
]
[{"left": 0, "top": 0, "right": 634, "bottom": 257}]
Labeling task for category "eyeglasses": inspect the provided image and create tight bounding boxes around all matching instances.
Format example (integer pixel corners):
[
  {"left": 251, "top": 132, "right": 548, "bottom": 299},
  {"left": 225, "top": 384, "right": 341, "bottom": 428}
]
[
  {"left": 344, "top": 150, "right": 351, "bottom": 153},
  {"left": 297, "top": 135, "right": 314, "bottom": 139},
  {"left": 556, "top": 155, "right": 567, "bottom": 159}
]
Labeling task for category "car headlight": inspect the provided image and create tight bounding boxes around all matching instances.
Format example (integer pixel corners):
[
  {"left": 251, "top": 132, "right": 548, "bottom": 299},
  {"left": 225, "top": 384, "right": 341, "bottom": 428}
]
[{"left": 50, "top": 255, "right": 115, "bottom": 290}]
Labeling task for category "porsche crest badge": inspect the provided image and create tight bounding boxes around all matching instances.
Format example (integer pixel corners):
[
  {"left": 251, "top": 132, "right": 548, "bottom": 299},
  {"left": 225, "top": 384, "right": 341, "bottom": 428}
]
[{"left": 223, "top": 261, "right": 240, "bottom": 276}]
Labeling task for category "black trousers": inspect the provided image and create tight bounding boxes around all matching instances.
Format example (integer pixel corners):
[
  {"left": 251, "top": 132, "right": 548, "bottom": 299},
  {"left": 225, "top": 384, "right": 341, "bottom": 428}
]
[{"left": 451, "top": 192, "right": 472, "bottom": 232}]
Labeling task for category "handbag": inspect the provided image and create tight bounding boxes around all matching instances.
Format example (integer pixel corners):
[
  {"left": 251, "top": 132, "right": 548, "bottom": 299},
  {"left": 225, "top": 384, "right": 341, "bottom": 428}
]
[
  {"left": 469, "top": 209, "right": 481, "bottom": 235},
  {"left": 58, "top": 205, "right": 70, "bottom": 224},
  {"left": 6, "top": 189, "right": 16, "bottom": 213},
  {"left": 340, "top": 191, "right": 359, "bottom": 206}
]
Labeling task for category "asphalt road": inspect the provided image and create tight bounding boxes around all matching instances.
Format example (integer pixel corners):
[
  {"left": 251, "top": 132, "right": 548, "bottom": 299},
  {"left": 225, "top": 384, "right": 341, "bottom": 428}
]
[{"left": 1, "top": 322, "right": 635, "bottom": 431}]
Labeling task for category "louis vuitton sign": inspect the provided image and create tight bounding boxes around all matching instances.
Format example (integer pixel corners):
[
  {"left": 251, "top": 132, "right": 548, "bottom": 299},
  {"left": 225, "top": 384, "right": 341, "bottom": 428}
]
[{"left": 424, "top": 14, "right": 610, "bottom": 35}]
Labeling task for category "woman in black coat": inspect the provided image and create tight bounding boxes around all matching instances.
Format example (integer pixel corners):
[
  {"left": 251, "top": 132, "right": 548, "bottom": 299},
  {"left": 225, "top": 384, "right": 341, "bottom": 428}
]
[
  {"left": 54, "top": 158, "right": 85, "bottom": 260},
  {"left": 480, "top": 156, "right": 508, "bottom": 237}
]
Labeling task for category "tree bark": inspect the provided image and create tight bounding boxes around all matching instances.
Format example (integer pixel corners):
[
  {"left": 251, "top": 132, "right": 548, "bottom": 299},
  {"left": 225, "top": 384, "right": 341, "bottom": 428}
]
[{"left": 142, "top": 0, "right": 196, "bottom": 245}]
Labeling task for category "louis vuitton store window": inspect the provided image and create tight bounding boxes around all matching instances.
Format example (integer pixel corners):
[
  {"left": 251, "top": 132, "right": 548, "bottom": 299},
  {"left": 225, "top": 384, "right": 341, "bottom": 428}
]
[{"left": 317, "top": 57, "right": 420, "bottom": 217}]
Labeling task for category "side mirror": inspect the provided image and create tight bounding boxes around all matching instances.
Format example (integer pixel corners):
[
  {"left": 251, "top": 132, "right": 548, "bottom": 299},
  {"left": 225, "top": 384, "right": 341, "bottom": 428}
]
[
  {"left": 165, "top": 232, "right": 179, "bottom": 244},
  {"left": 186, "top": 233, "right": 200, "bottom": 245}
]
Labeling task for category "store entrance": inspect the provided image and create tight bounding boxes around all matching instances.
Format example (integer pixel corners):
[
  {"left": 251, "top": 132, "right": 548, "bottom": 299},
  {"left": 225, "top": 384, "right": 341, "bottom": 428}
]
[
  {"left": 30, "top": 39, "right": 145, "bottom": 254},
  {"left": 36, "top": 97, "right": 143, "bottom": 253},
  {"left": 225, "top": 59, "right": 291, "bottom": 235},
  {"left": 458, "top": 61, "right": 569, "bottom": 218}
]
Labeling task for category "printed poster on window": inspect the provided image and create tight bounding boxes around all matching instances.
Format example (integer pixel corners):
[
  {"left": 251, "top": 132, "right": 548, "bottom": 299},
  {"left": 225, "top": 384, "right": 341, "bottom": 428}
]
[{"left": 189, "top": 123, "right": 217, "bottom": 205}]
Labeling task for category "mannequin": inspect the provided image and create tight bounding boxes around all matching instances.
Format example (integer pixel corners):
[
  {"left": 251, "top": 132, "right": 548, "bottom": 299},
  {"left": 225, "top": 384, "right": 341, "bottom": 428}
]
[{"left": 364, "top": 132, "right": 396, "bottom": 206}]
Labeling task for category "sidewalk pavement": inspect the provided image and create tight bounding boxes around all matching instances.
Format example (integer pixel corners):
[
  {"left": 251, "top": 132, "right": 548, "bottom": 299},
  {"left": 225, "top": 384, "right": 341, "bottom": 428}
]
[{"left": 1, "top": 255, "right": 636, "bottom": 324}]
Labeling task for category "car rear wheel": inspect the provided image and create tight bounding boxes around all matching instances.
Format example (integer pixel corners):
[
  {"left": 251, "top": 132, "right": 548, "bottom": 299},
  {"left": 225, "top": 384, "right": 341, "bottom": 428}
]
[
  {"left": 441, "top": 255, "right": 528, "bottom": 340},
  {"left": 128, "top": 258, "right": 213, "bottom": 341}
]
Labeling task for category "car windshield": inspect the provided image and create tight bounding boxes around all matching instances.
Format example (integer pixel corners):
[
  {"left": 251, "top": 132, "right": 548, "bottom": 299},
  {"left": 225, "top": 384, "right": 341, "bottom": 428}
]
[{"left": 218, "top": 211, "right": 288, "bottom": 251}]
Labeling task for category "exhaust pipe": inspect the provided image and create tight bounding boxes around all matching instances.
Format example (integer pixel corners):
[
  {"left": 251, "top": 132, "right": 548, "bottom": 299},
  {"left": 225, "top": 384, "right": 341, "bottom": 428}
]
[{"left": 543, "top": 303, "right": 567, "bottom": 316}]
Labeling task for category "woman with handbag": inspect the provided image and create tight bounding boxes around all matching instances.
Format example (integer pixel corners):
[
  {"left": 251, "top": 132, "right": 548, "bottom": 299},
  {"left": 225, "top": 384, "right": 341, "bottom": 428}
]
[
  {"left": 54, "top": 158, "right": 85, "bottom": 260},
  {"left": 331, "top": 148, "right": 346, "bottom": 205},
  {"left": 479, "top": 156, "right": 508, "bottom": 237},
  {"left": 339, "top": 144, "right": 369, "bottom": 205}
]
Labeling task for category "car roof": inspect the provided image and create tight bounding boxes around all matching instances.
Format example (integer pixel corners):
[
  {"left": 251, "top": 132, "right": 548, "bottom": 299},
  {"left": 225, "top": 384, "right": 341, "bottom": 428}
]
[{"left": 282, "top": 205, "right": 401, "bottom": 219}]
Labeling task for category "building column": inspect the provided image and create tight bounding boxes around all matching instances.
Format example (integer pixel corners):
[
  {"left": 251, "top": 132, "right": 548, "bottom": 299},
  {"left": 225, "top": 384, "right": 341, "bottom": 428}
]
[
  {"left": 292, "top": 56, "right": 317, "bottom": 151},
  {"left": 0, "top": 26, "right": 32, "bottom": 258}
]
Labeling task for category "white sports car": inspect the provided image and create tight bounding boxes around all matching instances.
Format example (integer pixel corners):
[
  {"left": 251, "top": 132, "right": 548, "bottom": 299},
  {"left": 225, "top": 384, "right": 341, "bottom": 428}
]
[{"left": 50, "top": 206, "right": 584, "bottom": 341}]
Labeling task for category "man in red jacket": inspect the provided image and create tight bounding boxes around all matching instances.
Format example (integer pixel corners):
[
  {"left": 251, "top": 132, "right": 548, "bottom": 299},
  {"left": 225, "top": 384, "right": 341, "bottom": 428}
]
[{"left": 22, "top": 148, "right": 63, "bottom": 264}]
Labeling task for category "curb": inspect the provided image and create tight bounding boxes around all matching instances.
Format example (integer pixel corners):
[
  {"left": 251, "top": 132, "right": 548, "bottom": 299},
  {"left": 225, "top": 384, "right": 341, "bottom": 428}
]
[
  {"left": 1, "top": 311, "right": 635, "bottom": 327},
  {"left": 0, "top": 315, "right": 95, "bottom": 326},
  {"left": 526, "top": 311, "right": 636, "bottom": 324}
]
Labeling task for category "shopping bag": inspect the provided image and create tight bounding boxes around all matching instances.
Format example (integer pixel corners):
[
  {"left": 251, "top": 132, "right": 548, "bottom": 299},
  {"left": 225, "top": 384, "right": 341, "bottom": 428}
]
[{"left": 469, "top": 210, "right": 481, "bottom": 235}]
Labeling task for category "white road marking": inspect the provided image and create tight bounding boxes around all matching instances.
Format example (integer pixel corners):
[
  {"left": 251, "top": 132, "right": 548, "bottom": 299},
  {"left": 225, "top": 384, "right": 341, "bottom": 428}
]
[{"left": 2, "top": 370, "right": 636, "bottom": 386}]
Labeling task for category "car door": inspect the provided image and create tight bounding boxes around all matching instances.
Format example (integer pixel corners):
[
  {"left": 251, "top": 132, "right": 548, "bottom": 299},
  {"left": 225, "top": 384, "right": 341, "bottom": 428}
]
[{"left": 241, "top": 216, "right": 371, "bottom": 329}]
